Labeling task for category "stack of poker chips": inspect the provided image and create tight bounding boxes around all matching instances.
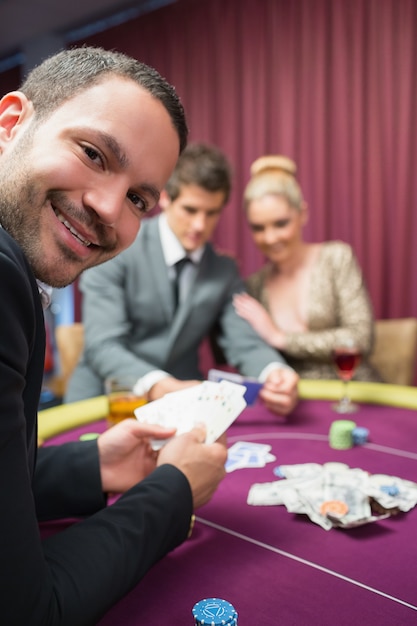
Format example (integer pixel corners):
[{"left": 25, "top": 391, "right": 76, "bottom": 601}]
[
  {"left": 192, "top": 598, "right": 238, "bottom": 625},
  {"left": 328, "top": 419, "right": 357, "bottom": 449}
]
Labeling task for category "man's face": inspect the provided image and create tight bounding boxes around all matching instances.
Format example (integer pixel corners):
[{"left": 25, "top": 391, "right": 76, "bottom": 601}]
[
  {"left": 0, "top": 76, "right": 179, "bottom": 287},
  {"left": 161, "top": 184, "right": 226, "bottom": 252}
]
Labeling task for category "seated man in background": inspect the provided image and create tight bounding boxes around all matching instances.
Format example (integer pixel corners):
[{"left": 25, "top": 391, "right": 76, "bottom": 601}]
[
  {"left": 0, "top": 47, "right": 226, "bottom": 625},
  {"left": 67, "top": 143, "right": 299, "bottom": 416}
]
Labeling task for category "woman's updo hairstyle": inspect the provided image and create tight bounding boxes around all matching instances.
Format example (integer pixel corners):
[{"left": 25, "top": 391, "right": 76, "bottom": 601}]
[{"left": 243, "top": 154, "right": 304, "bottom": 211}]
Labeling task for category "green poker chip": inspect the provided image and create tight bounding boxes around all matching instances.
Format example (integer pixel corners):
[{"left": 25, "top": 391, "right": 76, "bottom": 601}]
[
  {"left": 79, "top": 432, "right": 100, "bottom": 441},
  {"left": 328, "top": 420, "right": 356, "bottom": 449}
]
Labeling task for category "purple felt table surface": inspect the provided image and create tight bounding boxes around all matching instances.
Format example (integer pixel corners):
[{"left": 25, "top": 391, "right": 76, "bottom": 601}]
[{"left": 42, "top": 399, "right": 417, "bottom": 625}]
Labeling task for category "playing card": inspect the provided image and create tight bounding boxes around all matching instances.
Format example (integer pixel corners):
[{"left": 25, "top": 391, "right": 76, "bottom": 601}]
[
  {"left": 208, "top": 369, "right": 263, "bottom": 405},
  {"left": 225, "top": 441, "right": 276, "bottom": 472},
  {"left": 134, "top": 380, "right": 247, "bottom": 450}
]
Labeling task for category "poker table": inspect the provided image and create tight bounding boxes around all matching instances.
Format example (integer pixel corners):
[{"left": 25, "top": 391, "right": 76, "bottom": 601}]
[{"left": 38, "top": 380, "right": 417, "bottom": 625}]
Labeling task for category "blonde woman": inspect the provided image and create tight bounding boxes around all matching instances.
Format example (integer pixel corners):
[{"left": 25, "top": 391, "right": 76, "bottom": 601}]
[{"left": 234, "top": 155, "right": 381, "bottom": 381}]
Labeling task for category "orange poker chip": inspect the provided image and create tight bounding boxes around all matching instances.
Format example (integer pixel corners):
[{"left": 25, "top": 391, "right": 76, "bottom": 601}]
[{"left": 320, "top": 500, "right": 349, "bottom": 519}]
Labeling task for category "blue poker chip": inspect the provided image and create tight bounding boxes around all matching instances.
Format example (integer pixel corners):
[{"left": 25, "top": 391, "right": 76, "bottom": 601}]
[
  {"left": 192, "top": 598, "right": 238, "bottom": 625},
  {"left": 352, "top": 426, "right": 369, "bottom": 445}
]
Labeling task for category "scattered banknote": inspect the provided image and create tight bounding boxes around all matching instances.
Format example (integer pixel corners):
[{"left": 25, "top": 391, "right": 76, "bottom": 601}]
[{"left": 247, "top": 462, "right": 417, "bottom": 530}]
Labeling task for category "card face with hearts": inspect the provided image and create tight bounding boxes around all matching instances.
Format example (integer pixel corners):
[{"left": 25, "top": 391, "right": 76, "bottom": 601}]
[{"left": 134, "top": 380, "right": 247, "bottom": 450}]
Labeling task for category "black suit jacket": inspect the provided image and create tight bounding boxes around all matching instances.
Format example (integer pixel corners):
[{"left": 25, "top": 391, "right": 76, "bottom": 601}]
[{"left": 0, "top": 228, "right": 192, "bottom": 626}]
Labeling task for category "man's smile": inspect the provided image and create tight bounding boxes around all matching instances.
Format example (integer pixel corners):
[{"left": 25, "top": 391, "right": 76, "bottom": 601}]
[{"left": 53, "top": 206, "right": 93, "bottom": 247}]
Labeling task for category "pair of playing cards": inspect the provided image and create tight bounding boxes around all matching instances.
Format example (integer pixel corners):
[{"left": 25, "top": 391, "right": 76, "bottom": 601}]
[
  {"left": 134, "top": 380, "right": 247, "bottom": 450},
  {"left": 208, "top": 368, "right": 263, "bottom": 405},
  {"left": 226, "top": 441, "right": 276, "bottom": 473}
]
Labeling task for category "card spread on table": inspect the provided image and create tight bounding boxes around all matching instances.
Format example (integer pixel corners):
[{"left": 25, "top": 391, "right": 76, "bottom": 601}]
[
  {"left": 226, "top": 441, "right": 276, "bottom": 473},
  {"left": 134, "top": 380, "right": 247, "bottom": 450}
]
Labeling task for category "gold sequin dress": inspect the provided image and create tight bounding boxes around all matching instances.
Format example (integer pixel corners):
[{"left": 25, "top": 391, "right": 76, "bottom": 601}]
[{"left": 245, "top": 241, "right": 381, "bottom": 381}]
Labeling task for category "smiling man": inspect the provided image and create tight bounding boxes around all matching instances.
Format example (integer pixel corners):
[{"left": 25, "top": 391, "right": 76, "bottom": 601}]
[
  {"left": 0, "top": 67, "right": 179, "bottom": 286},
  {"left": 67, "top": 142, "right": 299, "bottom": 415},
  {"left": 0, "top": 47, "right": 227, "bottom": 625}
]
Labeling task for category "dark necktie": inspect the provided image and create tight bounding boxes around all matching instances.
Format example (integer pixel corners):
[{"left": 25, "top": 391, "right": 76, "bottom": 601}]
[{"left": 173, "top": 257, "right": 191, "bottom": 310}]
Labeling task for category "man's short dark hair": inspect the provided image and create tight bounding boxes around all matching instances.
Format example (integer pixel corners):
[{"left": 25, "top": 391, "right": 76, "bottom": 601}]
[
  {"left": 19, "top": 46, "right": 188, "bottom": 153},
  {"left": 165, "top": 142, "right": 232, "bottom": 203}
]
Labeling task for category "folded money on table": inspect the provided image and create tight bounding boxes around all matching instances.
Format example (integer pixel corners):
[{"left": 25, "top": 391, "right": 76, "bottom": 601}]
[{"left": 247, "top": 462, "right": 417, "bottom": 530}]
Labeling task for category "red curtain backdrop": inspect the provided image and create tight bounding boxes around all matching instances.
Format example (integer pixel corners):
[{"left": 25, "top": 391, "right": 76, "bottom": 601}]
[{"left": 1, "top": 0, "right": 417, "bottom": 322}]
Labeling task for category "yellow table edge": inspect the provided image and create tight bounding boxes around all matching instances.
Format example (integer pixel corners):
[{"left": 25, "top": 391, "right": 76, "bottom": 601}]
[
  {"left": 38, "top": 381, "right": 417, "bottom": 443},
  {"left": 38, "top": 395, "right": 109, "bottom": 441},
  {"left": 299, "top": 379, "right": 417, "bottom": 409}
]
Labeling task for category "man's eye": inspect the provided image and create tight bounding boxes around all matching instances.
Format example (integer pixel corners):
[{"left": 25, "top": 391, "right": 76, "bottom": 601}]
[
  {"left": 128, "top": 192, "right": 148, "bottom": 213},
  {"left": 84, "top": 146, "right": 103, "bottom": 165}
]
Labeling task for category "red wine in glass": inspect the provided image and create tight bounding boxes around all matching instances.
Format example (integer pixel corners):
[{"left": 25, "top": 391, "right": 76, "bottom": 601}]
[
  {"left": 333, "top": 349, "right": 361, "bottom": 382},
  {"left": 332, "top": 344, "right": 361, "bottom": 412}
]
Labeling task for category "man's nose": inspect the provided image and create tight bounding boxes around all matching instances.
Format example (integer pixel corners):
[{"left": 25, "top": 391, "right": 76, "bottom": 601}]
[
  {"left": 83, "top": 183, "right": 126, "bottom": 228},
  {"left": 191, "top": 212, "right": 207, "bottom": 231}
]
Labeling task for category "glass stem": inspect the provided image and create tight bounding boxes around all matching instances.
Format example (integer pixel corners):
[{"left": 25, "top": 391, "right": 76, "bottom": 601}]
[{"left": 340, "top": 380, "right": 351, "bottom": 407}]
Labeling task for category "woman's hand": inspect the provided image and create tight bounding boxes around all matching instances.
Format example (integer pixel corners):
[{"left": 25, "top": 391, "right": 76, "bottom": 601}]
[{"left": 233, "top": 292, "right": 286, "bottom": 349}]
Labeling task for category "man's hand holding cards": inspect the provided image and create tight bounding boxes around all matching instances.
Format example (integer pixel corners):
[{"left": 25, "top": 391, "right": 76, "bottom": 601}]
[{"left": 134, "top": 380, "right": 247, "bottom": 450}]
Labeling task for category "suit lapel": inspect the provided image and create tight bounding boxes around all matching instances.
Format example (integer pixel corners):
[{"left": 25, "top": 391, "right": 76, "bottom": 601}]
[{"left": 144, "top": 217, "right": 173, "bottom": 323}]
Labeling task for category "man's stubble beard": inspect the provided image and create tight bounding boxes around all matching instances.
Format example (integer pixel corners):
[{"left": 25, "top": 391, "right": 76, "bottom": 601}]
[{"left": 0, "top": 125, "right": 120, "bottom": 287}]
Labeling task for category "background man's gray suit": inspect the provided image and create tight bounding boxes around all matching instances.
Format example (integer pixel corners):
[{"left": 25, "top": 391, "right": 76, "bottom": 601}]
[{"left": 66, "top": 215, "right": 288, "bottom": 401}]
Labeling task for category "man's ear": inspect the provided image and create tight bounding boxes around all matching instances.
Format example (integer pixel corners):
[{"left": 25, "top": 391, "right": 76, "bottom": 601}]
[
  {"left": 0, "top": 91, "right": 33, "bottom": 147},
  {"left": 158, "top": 189, "right": 171, "bottom": 211}
]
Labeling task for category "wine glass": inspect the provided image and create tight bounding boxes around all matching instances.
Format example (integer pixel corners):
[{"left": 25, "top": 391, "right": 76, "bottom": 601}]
[{"left": 332, "top": 340, "right": 361, "bottom": 413}]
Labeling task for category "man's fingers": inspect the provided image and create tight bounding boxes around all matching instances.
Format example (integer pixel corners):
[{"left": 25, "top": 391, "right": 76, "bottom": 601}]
[{"left": 189, "top": 423, "right": 207, "bottom": 443}]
